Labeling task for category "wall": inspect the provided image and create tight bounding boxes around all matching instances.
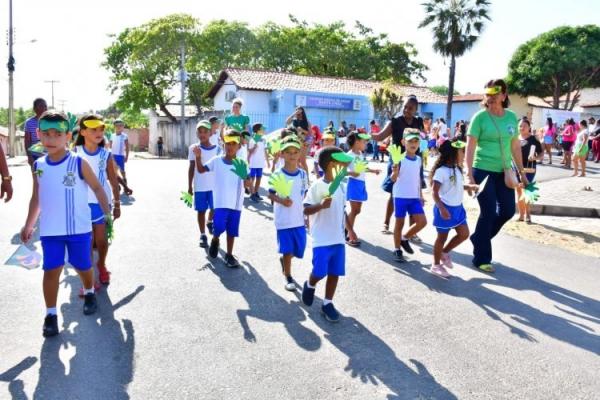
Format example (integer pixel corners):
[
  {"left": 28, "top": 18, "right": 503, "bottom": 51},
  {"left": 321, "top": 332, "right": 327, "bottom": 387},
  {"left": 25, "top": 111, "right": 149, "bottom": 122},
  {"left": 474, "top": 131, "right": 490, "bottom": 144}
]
[{"left": 126, "top": 128, "right": 149, "bottom": 151}]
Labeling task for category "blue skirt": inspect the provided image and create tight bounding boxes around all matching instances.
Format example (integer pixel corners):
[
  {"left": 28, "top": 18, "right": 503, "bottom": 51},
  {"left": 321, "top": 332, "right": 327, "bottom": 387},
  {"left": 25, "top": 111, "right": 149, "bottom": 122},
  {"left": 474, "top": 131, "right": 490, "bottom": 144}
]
[
  {"left": 433, "top": 203, "right": 467, "bottom": 232},
  {"left": 347, "top": 178, "right": 368, "bottom": 202}
]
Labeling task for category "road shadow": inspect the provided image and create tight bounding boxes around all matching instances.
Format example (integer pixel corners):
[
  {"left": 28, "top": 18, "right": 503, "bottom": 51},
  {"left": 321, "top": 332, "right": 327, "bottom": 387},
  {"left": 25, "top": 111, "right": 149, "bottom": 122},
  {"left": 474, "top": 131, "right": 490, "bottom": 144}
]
[
  {"left": 362, "top": 239, "right": 600, "bottom": 355},
  {"left": 530, "top": 224, "right": 600, "bottom": 244},
  {"left": 203, "top": 259, "right": 321, "bottom": 351},
  {"left": 243, "top": 197, "right": 274, "bottom": 221},
  {"left": 0, "top": 356, "right": 37, "bottom": 400},
  {"left": 296, "top": 289, "right": 457, "bottom": 400},
  {"left": 33, "top": 270, "right": 143, "bottom": 399}
]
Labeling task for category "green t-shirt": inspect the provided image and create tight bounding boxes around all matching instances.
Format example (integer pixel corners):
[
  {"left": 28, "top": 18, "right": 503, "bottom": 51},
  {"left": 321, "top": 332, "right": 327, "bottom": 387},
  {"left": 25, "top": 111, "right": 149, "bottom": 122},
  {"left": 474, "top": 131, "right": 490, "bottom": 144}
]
[
  {"left": 224, "top": 114, "right": 250, "bottom": 131},
  {"left": 467, "top": 109, "right": 518, "bottom": 172}
]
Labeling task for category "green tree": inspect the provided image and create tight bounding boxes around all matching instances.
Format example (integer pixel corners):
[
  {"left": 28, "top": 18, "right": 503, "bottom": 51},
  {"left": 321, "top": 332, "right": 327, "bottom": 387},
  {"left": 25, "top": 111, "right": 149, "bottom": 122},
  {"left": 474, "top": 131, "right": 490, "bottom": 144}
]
[
  {"left": 419, "top": 0, "right": 491, "bottom": 125},
  {"left": 429, "top": 85, "right": 460, "bottom": 96},
  {"left": 370, "top": 83, "right": 404, "bottom": 123},
  {"left": 507, "top": 25, "right": 600, "bottom": 110},
  {"left": 103, "top": 14, "right": 200, "bottom": 122}
]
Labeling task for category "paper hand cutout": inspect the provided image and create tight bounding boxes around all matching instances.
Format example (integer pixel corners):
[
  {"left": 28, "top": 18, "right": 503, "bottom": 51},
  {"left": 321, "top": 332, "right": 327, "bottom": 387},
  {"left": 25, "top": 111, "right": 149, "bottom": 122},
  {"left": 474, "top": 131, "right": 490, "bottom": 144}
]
[{"left": 269, "top": 173, "right": 293, "bottom": 198}]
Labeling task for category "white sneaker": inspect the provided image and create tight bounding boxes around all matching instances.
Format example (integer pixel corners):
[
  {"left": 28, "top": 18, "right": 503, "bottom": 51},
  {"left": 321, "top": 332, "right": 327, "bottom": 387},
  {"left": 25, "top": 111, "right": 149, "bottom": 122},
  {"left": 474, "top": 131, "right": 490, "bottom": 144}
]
[
  {"left": 441, "top": 252, "right": 454, "bottom": 269},
  {"left": 430, "top": 264, "right": 450, "bottom": 279},
  {"left": 285, "top": 276, "right": 296, "bottom": 292}
]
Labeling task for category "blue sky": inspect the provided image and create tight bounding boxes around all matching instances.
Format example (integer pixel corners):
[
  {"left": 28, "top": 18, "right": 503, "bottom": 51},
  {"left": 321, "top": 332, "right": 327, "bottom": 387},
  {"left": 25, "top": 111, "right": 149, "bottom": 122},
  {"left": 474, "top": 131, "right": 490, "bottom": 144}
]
[{"left": 1, "top": 0, "right": 598, "bottom": 112}]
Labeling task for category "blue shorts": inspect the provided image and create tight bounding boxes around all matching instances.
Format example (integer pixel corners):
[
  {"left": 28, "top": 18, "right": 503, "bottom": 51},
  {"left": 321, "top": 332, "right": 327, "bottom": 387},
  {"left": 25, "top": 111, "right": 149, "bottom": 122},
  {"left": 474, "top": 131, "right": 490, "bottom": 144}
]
[
  {"left": 194, "top": 191, "right": 214, "bottom": 212},
  {"left": 277, "top": 226, "right": 307, "bottom": 258},
  {"left": 113, "top": 155, "right": 126, "bottom": 172},
  {"left": 381, "top": 159, "right": 394, "bottom": 194},
  {"left": 89, "top": 203, "right": 105, "bottom": 225},
  {"left": 249, "top": 168, "right": 263, "bottom": 178},
  {"left": 311, "top": 244, "right": 345, "bottom": 279},
  {"left": 428, "top": 139, "right": 437, "bottom": 149},
  {"left": 347, "top": 178, "right": 368, "bottom": 202},
  {"left": 394, "top": 198, "right": 425, "bottom": 218},
  {"left": 543, "top": 136, "right": 554, "bottom": 145},
  {"left": 433, "top": 203, "right": 467, "bottom": 233},
  {"left": 40, "top": 232, "right": 92, "bottom": 271},
  {"left": 213, "top": 208, "right": 242, "bottom": 237}
]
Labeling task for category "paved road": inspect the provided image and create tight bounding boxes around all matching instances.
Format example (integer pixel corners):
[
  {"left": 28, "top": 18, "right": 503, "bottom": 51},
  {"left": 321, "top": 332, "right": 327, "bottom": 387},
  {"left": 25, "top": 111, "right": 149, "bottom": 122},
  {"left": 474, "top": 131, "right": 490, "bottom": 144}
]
[{"left": 1, "top": 159, "right": 599, "bottom": 400}]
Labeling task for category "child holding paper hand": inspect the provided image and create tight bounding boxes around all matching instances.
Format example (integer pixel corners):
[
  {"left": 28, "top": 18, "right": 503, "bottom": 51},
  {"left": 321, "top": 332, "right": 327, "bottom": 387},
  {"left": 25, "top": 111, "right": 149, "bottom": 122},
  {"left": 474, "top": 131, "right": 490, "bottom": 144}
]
[
  {"left": 345, "top": 131, "right": 380, "bottom": 246},
  {"left": 248, "top": 123, "right": 270, "bottom": 202},
  {"left": 20, "top": 111, "right": 111, "bottom": 337},
  {"left": 302, "top": 147, "right": 353, "bottom": 323},
  {"left": 390, "top": 129, "right": 427, "bottom": 262},
  {"left": 430, "top": 139, "right": 478, "bottom": 278},
  {"left": 188, "top": 120, "right": 221, "bottom": 248},
  {"left": 196, "top": 130, "right": 250, "bottom": 268},
  {"left": 268, "top": 135, "right": 308, "bottom": 291},
  {"left": 313, "top": 129, "right": 336, "bottom": 178}
]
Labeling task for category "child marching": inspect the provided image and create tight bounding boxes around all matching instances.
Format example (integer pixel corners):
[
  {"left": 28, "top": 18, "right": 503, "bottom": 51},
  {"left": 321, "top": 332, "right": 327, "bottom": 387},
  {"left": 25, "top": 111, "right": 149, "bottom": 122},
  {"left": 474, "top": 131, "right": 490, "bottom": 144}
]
[
  {"left": 188, "top": 120, "right": 221, "bottom": 248},
  {"left": 74, "top": 114, "right": 121, "bottom": 288},
  {"left": 390, "top": 128, "right": 427, "bottom": 262},
  {"left": 20, "top": 111, "right": 111, "bottom": 337},
  {"left": 196, "top": 130, "right": 250, "bottom": 268},
  {"left": 268, "top": 135, "right": 308, "bottom": 291},
  {"left": 345, "top": 131, "right": 380, "bottom": 246},
  {"left": 301, "top": 147, "right": 354, "bottom": 322},
  {"left": 248, "top": 123, "right": 270, "bottom": 202},
  {"left": 430, "top": 139, "right": 477, "bottom": 278}
]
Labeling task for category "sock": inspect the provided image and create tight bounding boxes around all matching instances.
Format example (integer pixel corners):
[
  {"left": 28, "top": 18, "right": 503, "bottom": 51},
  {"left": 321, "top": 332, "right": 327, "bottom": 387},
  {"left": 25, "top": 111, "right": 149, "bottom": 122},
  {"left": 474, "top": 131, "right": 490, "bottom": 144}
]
[
  {"left": 307, "top": 282, "right": 316, "bottom": 289},
  {"left": 46, "top": 307, "right": 57, "bottom": 316},
  {"left": 83, "top": 287, "right": 95, "bottom": 295},
  {"left": 323, "top": 298, "right": 332, "bottom": 306},
  {"left": 401, "top": 236, "right": 407, "bottom": 241},
  {"left": 395, "top": 248, "right": 401, "bottom": 252}
]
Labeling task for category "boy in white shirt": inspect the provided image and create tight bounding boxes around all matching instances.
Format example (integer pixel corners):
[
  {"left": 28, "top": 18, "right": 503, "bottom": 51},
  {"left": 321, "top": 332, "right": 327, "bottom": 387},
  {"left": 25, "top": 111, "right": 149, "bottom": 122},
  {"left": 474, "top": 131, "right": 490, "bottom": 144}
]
[
  {"left": 196, "top": 131, "right": 250, "bottom": 268},
  {"left": 109, "top": 118, "right": 133, "bottom": 195},
  {"left": 301, "top": 147, "right": 354, "bottom": 323},
  {"left": 268, "top": 135, "right": 308, "bottom": 291},
  {"left": 248, "top": 123, "right": 270, "bottom": 202},
  {"left": 390, "top": 129, "right": 427, "bottom": 262},
  {"left": 188, "top": 120, "right": 221, "bottom": 248}
]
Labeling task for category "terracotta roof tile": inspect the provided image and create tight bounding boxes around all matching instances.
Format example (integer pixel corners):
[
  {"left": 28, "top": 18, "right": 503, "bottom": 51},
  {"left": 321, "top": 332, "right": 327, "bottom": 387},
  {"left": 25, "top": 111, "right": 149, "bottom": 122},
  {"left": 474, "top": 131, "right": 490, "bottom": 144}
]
[
  {"left": 453, "top": 94, "right": 484, "bottom": 102},
  {"left": 208, "top": 68, "right": 447, "bottom": 104}
]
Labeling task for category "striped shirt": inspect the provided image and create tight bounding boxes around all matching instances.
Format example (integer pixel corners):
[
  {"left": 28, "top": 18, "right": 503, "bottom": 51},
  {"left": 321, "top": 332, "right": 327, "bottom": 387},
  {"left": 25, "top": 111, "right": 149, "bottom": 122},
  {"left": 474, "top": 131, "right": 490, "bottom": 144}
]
[{"left": 24, "top": 116, "right": 40, "bottom": 144}]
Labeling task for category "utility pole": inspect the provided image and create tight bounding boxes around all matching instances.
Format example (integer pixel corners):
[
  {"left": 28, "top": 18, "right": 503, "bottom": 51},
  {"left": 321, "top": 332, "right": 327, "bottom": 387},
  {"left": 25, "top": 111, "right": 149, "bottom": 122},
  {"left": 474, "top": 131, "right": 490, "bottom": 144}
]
[
  {"left": 7, "top": 0, "right": 16, "bottom": 157},
  {"left": 58, "top": 99, "right": 67, "bottom": 111},
  {"left": 44, "top": 80, "right": 59, "bottom": 109},
  {"left": 179, "top": 42, "right": 187, "bottom": 157}
]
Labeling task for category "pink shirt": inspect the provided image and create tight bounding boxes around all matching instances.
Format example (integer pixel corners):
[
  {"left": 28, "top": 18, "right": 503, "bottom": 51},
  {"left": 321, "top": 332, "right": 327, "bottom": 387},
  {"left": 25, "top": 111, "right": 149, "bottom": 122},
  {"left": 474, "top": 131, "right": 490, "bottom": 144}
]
[
  {"left": 544, "top": 126, "right": 556, "bottom": 138},
  {"left": 562, "top": 125, "right": 576, "bottom": 142}
]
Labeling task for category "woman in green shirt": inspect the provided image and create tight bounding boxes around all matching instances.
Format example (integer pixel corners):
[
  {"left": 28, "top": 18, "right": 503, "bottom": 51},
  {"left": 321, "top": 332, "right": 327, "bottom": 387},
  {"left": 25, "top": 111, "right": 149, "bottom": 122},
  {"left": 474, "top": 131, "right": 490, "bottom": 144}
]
[
  {"left": 466, "top": 79, "right": 527, "bottom": 273},
  {"left": 223, "top": 98, "right": 250, "bottom": 134}
]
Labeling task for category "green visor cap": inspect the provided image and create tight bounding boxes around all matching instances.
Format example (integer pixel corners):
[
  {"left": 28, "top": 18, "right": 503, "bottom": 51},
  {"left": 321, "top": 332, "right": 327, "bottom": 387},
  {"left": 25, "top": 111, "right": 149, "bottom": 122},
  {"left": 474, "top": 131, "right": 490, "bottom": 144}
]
[
  {"left": 451, "top": 140, "right": 466, "bottom": 149},
  {"left": 281, "top": 140, "right": 301, "bottom": 151},
  {"left": 403, "top": 132, "right": 420, "bottom": 141},
  {"left": 196, "top": 120, "right": 211, "bottom": 130},
  {"left": 39, "top": 119, "right": 69, "bottom": 132},
  {"left": 358, "top": 133, "right": 371, "bottom": 140},
  {"left": 331, "top": 152, "right": 355, "bottom": 163}
]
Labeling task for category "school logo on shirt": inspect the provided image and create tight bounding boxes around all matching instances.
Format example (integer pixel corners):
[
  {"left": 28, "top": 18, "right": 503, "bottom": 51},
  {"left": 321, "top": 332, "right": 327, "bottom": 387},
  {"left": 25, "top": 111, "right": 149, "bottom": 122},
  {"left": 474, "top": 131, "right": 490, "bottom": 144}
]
[
  {"left": 63, "top": 172, "right": 77, "bottom": 187},
  {"left": 98, "top": 158, "right": 106, "bottom": 171},
  {"left": 508, "top": 126, "right": 516, "bottom": 136}
]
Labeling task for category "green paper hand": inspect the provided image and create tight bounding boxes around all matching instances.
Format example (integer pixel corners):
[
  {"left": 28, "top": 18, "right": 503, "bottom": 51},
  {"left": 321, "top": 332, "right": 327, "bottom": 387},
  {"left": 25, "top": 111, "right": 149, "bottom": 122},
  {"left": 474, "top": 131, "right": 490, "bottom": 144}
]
[
  {"left": 253, "top": 134, "right": 262, "bottom": 143},
  {"left": 268, "top": 173, "right": 293, "bottom": 198},
  {"left": 230, "top": 158, "right": 249, "bottom": 180},
  {"left": 180, "top": 191, "right": 193, "bottom": 208},
  {"left": 28, "top": 143, "right": 45, "bottom": 154},
  {"left": 104, "top": 214, "right": 114, "bottom": 243},
  {"left": 268, "top": 140, "right": 281, "bottom": 156},
  {"left": 34, "top": 169, "right": 43, "bottom": 178},
  {"left": 353, "top": 158, "right": 368, "bottom": 174},
  {"left": 388, "top": 144, "right": 406, "bottom": 164},
  {"left": 328, "top": 165, "right": 348, "bottom": 196},
  {"left": 67, "top": 112, "right": 78, "bottom": 132},
  {"left": 520, "top": 182, "right": 540, "bottom": 204}
]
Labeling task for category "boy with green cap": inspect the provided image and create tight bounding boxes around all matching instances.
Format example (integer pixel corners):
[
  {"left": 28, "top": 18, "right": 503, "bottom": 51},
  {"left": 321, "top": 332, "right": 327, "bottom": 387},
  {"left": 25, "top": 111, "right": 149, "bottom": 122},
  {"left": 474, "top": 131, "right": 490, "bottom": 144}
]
[{"left": 301, "top": 146, "right": 353, "bottom": 322}]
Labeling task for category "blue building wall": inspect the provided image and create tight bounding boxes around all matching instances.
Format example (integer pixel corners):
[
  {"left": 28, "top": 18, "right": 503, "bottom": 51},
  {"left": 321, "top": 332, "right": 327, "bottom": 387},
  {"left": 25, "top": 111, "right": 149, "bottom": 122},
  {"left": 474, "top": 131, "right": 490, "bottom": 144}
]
[{"left": 420, "top": 102, "right": 481, "bottom": 124}]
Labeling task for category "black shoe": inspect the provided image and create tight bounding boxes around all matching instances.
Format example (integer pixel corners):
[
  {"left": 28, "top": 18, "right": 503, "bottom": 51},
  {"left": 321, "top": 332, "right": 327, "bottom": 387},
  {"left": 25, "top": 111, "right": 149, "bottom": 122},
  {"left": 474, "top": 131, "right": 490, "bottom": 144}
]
[
  {"left": 394, "top": 249, "right": 405, "bottom": 263},
  {"left": 209, "top": 238, "right": 219, "bottom": 258},
  {"left": 321, "top": 303, "right": 340, "bottom": 323},
  {"left": 244, "top": 188, "right": 250, "bottom": 195},
  {"left": 250, "top": 193, "right": 259, "bottom": 202},
  {"left": 225, "top": 254, "right": 240, "bottom": 268},
  {"left": 83, "top": 293, "right": 97, "bottom": 315},
  {"left": 199, "top": 234, "right": 208, "bottom": 248},
  {"left": 400, "top": 239, "right": 414, "bottom": 254},
  {"left": 302, "top": 281, "right": 315, "bottom": 306},
  {"left": 42, "top": 314, "right": 59, "bottom": 338},
  {"left": 207, "top": 221, "right": 214, "bottom": 235}
]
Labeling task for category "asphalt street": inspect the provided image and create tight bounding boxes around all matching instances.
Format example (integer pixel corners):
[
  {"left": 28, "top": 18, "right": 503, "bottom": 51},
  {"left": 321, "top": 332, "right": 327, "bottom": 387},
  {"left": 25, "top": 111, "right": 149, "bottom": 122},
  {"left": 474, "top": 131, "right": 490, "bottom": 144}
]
[{"left": 1, "top": 158, "right": 599, "bottom": 400}]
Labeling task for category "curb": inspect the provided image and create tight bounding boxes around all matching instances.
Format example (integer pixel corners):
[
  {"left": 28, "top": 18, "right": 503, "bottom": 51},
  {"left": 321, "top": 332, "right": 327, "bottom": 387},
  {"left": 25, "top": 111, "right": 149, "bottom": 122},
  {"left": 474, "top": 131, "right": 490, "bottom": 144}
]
[{"left": 530, "top": 204, "right": 600, "bottom": 218}]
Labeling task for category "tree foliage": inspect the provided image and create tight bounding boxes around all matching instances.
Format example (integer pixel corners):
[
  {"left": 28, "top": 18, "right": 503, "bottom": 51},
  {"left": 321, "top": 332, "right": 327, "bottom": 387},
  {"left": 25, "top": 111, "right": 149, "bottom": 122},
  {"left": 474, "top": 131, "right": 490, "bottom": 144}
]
[
  {"left": 419, "top": 0, "right": 491, "bottom": 125},
  {"left": 104, "top": 14, "right": 428, "bottom": 117},
  {"left": 429, "top": 85, "right": 460, "bottom": 96},
  {"left": 370, "top": 83, "right": 404, "bottom": 123},
  {"left": 507, "top": 25, "right": 600, "bottom": 110}
]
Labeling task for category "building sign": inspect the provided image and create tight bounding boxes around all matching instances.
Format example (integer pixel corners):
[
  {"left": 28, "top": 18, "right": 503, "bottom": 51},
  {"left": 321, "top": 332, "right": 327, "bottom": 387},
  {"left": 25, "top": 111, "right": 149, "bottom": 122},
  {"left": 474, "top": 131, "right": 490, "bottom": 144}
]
[{"left": 296, "top": 95, "right": 360, "bottom": 111}]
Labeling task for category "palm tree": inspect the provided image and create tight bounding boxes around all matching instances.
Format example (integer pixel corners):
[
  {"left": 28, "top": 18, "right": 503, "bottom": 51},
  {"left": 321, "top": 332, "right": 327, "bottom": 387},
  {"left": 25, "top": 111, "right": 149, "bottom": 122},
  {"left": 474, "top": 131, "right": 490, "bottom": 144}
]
[{"left": 419, "top": 0, "right": 491, "bottom": 126}]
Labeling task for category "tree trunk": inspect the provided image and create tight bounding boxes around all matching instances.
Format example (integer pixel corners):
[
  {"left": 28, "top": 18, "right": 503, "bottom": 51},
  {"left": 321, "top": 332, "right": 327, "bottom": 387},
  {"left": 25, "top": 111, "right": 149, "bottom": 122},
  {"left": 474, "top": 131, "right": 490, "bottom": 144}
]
[
  {"left": 446, "top": 55, "right": 456, "bottom": 129},
  {"left": 158, "top": 103, "right": 177, "bottom": 123},
  {"left": 552, "top": 76, "right": 561, "bottom": 109}
]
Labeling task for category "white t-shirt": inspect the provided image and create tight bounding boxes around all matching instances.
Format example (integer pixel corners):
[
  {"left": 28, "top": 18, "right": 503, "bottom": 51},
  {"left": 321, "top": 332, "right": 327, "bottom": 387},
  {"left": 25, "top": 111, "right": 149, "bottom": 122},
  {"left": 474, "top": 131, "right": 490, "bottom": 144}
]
[
  {"left": 432, "top": 165, "right": 464, "bottom": 206},
  {"left": 110, "top": 133, "right": 128, "bottom": 156},
  {"left": 209, "top": 132, "right": 219, "bottom": 146},
  {"left": 304, "top": 178, "right": 346, "bottom": 248},
  {"left": 204, "top": 156, "right": 247, "bottom": 210},
  {"left": 439, "top": 123, "right": 448, "bottom": 138},
  {"left": 347, "top": 150, "right": 366, "bottom": 181},
  {"left": 575, "top": 128, "right": 589, "bottom": 147},
  {"left": 237, "top": 143, "right": 248, "bottom": 162},
  {"left": 392, "top": 155, "right": 422, "bottom": 199},
  {"left": 188, "top": 142, "right": 220, "bottom": 193},
  {"left": 75, "top": 145, "right": 113, "bottom": 205},
  {"left": 248, "top": 139, "right": 267, "bottom": 169},
  {"left": 271, "top": 167, "right": 308, "bottom": 230}
]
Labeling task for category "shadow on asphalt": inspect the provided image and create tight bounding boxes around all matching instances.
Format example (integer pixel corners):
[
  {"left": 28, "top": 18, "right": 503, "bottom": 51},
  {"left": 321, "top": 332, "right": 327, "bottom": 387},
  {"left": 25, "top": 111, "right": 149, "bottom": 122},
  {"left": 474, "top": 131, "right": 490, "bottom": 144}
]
[
  {"left": 0, "top": 356, "right": 37, "bottom": 399},
  {"left": 31, "top": 271, "right": 143, "bottom": 399},
  {"left": 532, "top": 224, "right": 600, "bottom": 244},
  {"left": 203, "top": 259, "right": 321, "bottom": 352},
  {"left": 360, "top": 238, "right": 600, "bottom": 356}
]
